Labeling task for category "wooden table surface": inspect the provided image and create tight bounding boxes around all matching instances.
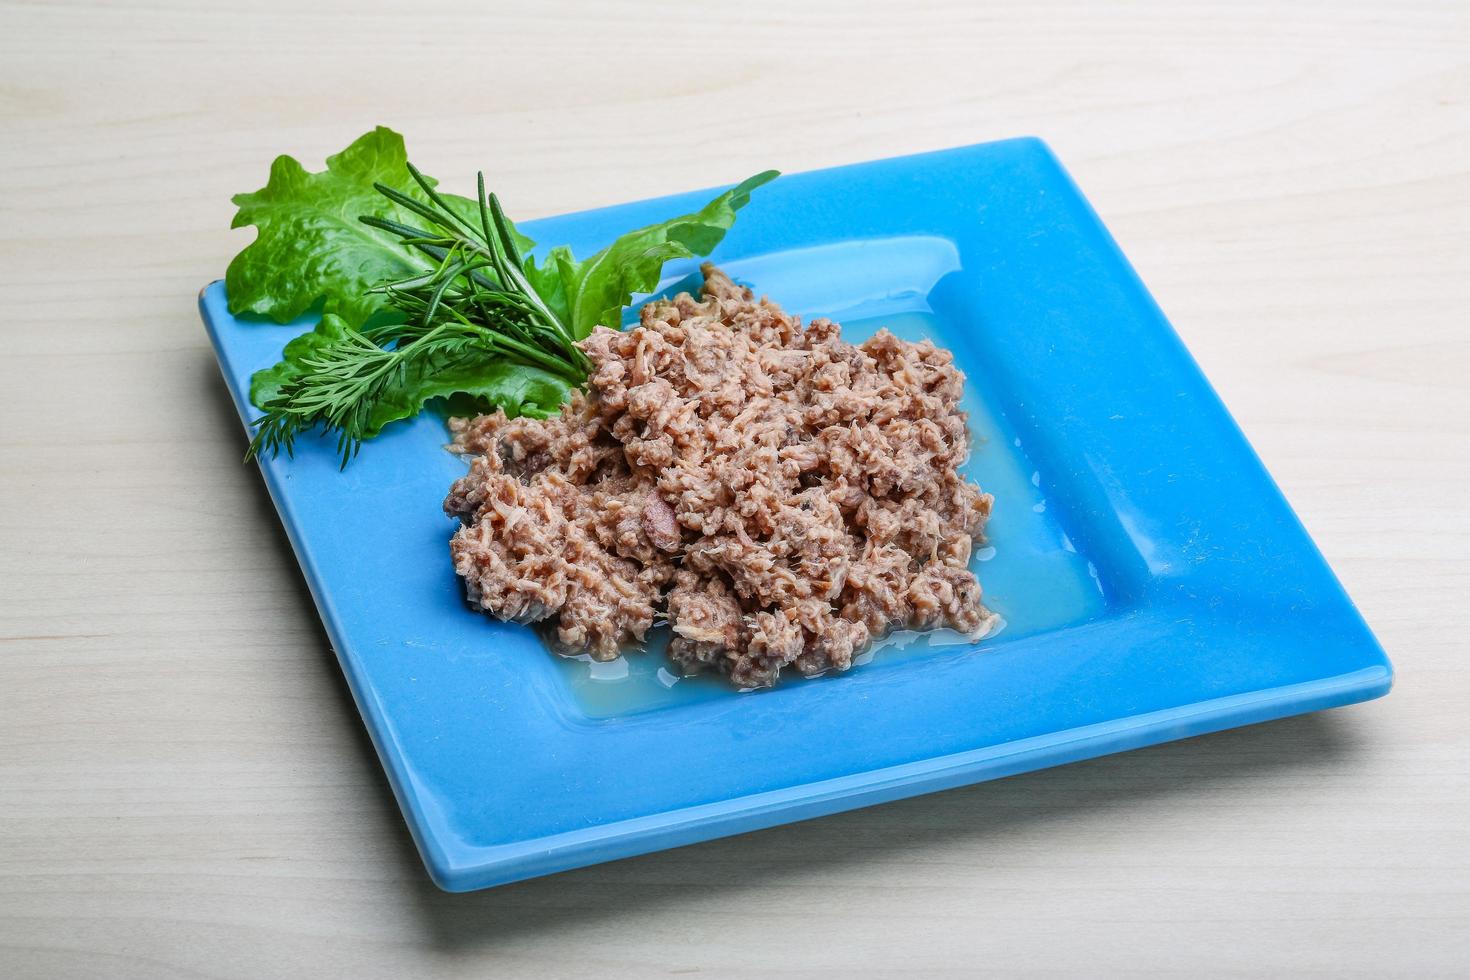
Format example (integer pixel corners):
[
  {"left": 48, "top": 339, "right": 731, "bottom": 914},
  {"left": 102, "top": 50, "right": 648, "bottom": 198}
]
[{"left": 3, "top": 1, "right": 1468, "bottom": 975}]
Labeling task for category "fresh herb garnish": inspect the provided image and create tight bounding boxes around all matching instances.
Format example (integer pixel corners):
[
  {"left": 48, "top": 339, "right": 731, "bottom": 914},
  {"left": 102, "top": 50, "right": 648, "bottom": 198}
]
[{"left": 227, "top": 127, "right": 776, "bottom": 465}]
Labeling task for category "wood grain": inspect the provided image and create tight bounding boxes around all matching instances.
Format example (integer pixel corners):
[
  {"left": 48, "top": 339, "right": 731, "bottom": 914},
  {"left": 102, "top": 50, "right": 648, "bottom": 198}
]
[{"left": 2, "top": 0, "right": 1467, "bottom": 975}]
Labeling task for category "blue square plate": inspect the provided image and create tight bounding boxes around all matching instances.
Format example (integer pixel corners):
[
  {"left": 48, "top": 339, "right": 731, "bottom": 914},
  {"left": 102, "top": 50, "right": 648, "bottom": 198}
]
[{"left": 200, "top": 137, "right": 1392, "bottom": 892}]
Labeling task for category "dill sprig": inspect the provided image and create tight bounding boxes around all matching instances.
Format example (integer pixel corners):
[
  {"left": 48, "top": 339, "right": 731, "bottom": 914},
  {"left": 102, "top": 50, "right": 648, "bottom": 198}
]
[{"left": 247, "top": 321, "right": 486, "bottom": 465}]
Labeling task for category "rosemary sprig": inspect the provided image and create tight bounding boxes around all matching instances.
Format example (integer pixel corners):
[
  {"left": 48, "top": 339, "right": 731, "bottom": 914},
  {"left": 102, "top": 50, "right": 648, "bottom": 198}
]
[{"left": 362, "top": 165, "right": 587, "bottom": 370}]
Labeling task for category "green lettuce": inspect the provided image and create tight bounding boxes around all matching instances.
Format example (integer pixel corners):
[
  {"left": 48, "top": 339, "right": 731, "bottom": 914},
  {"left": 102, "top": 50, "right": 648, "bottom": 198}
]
[{"left": 227, "top": 127, "right": 532, "bottom": 327}]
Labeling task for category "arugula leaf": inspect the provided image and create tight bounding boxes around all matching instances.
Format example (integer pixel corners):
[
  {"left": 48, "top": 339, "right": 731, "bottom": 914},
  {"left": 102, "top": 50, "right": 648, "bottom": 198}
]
[
  {"left": 525, "top": 170, "right": 778, "bottom": 339},
  {"left": 227, "top": 126, "right": 534, "bottom": 326},
  {"left": 361, "top": 352, "right": 572, "bottom": 432}
]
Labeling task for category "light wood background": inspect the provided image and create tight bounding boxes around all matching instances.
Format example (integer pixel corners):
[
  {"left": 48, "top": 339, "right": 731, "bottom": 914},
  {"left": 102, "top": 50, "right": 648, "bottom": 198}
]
[{"left": 2, "top": 0, "right": 1467, "bottom": 976}]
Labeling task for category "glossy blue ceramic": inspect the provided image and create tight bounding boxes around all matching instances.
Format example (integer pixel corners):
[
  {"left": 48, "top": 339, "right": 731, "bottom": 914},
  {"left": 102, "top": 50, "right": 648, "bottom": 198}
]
[{"left": 200, "top": 137, "right": 1392, "bottom": 891}]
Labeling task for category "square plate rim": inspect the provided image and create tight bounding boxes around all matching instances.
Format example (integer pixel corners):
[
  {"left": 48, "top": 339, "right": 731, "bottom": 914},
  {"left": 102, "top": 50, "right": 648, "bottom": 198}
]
[{"left": 199, "top": 135, "right": 1392, "bottom": 891}]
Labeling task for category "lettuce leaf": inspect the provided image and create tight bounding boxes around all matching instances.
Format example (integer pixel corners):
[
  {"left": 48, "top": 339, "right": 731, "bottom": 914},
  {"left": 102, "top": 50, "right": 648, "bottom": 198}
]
[
  {"left": 525, "top": 170, "right": 778, "bottom": 339},
  {"left": 227, "top": 127, "right": 533, "bottom": 327}
]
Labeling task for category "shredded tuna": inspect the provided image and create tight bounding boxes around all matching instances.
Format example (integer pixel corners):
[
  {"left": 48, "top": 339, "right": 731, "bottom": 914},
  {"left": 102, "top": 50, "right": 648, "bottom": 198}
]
[{"left": 446, "top": 264, "right": 996, "bottom": 687}]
